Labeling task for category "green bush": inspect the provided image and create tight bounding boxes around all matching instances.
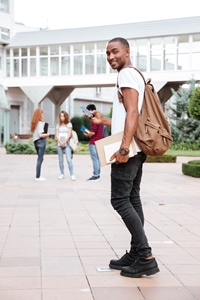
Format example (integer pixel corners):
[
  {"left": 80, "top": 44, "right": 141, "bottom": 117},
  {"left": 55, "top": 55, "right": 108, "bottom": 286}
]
[
  {"left": 182, "top": 160, "right": 200, "bottom": 178},
  {"left": 169, "top": 140, "right": 200, "bottom": 151},
  {"left": 146, "top": 155, "right": 177, "bottom": 163},
  {"left": 5, "top": 138, "right": 58, "bottom": 154},
  {"left": 189, "top": 87, "right": 200, "bottom": 120},
  {"left": 4, "top": 142, "right": 36, "bottom": 154},
  {"left": 71, "top": 116, "right": 92, "bottom": 142}
]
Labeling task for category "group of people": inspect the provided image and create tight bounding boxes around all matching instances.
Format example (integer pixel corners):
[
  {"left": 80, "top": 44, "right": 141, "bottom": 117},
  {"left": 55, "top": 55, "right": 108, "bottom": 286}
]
[
  {"left": 31, "top": 109, "right": 76, "bottom": 181},
  {"left": 30, "top": 105, "right": 104, "bottom": 182},
  {"left": 30, "top": 36, "right": 159, "bottom": 279}
]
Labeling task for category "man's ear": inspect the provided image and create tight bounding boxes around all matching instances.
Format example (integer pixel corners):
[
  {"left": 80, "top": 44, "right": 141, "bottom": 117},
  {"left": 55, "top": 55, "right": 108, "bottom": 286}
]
[{"left": 126, "top": 47, "right": 130, "bottom": 57}]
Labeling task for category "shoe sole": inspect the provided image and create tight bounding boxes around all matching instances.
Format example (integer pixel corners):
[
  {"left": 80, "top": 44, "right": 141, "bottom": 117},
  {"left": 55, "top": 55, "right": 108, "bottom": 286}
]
[
  {"left": 121, "top": 267, "right": 160, "bottom": 278},
  {"left": 109, "top": 263, "right": 124, "bottom": 270},
  {"left": 87, "top": 179, "right": 100, "bottom": 182}
]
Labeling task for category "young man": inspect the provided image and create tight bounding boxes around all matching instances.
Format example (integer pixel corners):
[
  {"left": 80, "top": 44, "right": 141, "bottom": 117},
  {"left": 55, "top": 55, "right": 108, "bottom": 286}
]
[
  {"left": 84, "top": 104, "right": 104, "bottom": 182},
  {"left": 89, "top": 38, "right": 159, "bottom": 277}
]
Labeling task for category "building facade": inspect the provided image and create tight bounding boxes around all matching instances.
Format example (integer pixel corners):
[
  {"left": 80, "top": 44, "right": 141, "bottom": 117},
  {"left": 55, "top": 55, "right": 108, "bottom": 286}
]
[{"left": 0, "top": 0, "right": 200, "bottom": 145}]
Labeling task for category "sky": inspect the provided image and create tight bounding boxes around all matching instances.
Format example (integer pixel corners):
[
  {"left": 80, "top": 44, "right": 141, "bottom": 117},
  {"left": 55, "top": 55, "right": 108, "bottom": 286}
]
[{"left": 14, "top": 0, "right": 200, "bottom": 30}]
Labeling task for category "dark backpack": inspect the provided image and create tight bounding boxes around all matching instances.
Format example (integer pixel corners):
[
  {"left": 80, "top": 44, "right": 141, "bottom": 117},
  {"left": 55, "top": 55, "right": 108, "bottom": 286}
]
[{"left": 118, "top": 67, "right": 173, "bottom": 157}]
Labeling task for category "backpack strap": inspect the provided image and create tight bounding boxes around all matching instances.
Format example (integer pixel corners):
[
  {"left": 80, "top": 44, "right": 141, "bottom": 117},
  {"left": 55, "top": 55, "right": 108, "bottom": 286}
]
[{"left": 117, "top": 66, "right": 149, "bottom": 102}]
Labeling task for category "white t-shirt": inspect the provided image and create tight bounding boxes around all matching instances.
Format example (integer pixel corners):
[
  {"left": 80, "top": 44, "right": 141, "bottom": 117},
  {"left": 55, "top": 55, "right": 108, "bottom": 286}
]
[
  {"left": 111, "top": 68, "right": 145, "bottom": 152},
  {"left": 56, "top": 122, "right": 72, "bottom": 146},
  {"left": 32, "top": 121, "right": 45, "bottom": 142}
]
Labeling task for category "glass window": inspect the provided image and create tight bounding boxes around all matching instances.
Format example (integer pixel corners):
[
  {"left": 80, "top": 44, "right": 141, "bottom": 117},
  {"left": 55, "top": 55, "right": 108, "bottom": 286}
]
[
  {"left": 96, "top": 41, "right": 106, "bottom": 53},
  {"left": 30, "top": 47, "right": 36, "bottom": 56},
  {"left": 135, "top": 39, "right": 148, "bottom": 71},
  {"left": 192, "top": 34, "right": 200, "bottom": 70},
  {"left": 0, "top": 0, "right": 9, "bottom": 12},
  {"left": 177, "top": 35, "right": 189, "bottom": 70},
  {"left": 61, "top": 56, "right": 70, "bottom": 75},
  {"left": 163, "top": 37, "right": 176, "bottom": 70},
  {"left": 150, "top": 38, "right": 162, "bottom": 71},
  {"left": 40, "top": 58, "right": 48, "bottom": 76},
  {"left": 0, "top": 27, "right": 10, "bottom": 40},
  {"left": 85, "top": 55, "right": 94, "bottom": 74},
  {"left": 6, "top": 59, "right": 10, "bottom": 77},
  {"left": 40, "top": 46, "right": 48, "bottom": 56},
  {"left": 61, "top": 45, "right": 70, "bottom": 55},
  {"left": 6, "top": 48, "right": 10, "bottom": 57},
  {"left": 74, "top": 56, "right": 83, "bottom": 75},
  {"left": 97, "top": 54, "right": 106, "bottom": 74},
  {"left": 193, "top": 34, "right": 200, "bottom": 50},
  {"left": 21, "top": 48, "right": 27, "bottom": 57},
  {"left": 85, "top": 43, "right": 94, "bottom": 53},
  {"left": 73, "top": 44, "right": 83, "bottom": 54},
  {"left": 13, "top": 48, "right": 19, "bottom": 57},
  {"left": 50, "top": 57, "right": 59, "bottom": 76},
  {"left": 30, "top": 58, "right": 36, "bottom": 76},
  {"left": 21, "top": 58, "right": 27, "bottom": 77},
  {"left": 14, "top": 59, "right": 19, "bottom": 77},
  {"left": 50, "top": 45, "right": 59, "bottom": 55}
]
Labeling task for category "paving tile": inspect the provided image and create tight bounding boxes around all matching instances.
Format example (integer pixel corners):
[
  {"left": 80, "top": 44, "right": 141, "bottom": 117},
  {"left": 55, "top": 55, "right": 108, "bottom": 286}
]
[
  {"left": 0, "top": 290, "right": 41, "bottom": 300},
  {"left": 92, "top": 287, "right": 145, "bottom": 300},
  {"left": 0, "top": 276, "right": 41, "bottom": 289},
  {"left": 42, "top": 275, "right": 89, "bottom": 288},
  {"left": 140, "top": 286, "right": 197, "bottom": 300},
  {"left": 42, "top": 288, "right": 93, "bottom": 300}
]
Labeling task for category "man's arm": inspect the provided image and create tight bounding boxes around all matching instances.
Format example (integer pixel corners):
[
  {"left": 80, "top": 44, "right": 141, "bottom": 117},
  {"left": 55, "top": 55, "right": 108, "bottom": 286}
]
[
  {"left": 110, "top": 87, "right": 139, "bottom": 164},
  {"left": 89, "top": 110, "right": 112, "bottom": 127},
  {"left": 120, "top": 87, "right": 139, "bottom": 150}
]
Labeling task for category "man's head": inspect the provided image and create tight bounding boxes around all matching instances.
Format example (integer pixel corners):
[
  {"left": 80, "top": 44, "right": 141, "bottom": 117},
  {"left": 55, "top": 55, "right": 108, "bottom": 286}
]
[
  {"left": 86, "top": 104, "right": 96, "bottom": 111},
  {"left": 106, "top": 37, "right": 130, "bottom": 72}
]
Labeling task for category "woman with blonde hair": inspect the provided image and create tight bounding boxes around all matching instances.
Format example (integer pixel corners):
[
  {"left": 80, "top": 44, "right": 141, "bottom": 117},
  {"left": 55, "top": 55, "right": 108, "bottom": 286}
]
[
  {"left": 56, "top": 111, "right": 75, "bottom": 181},
  {"left": 30, "top": 108, "right": 49, "bottom": 181}
]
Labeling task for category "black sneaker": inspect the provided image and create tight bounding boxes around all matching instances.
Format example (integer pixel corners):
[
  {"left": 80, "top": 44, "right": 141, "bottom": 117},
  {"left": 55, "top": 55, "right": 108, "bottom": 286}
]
[
  {"left": 87, "top": 176, "right": 100, "bottom": 182},
  {"left": 109, "top": 251, "right": 135, "bottom": 270},
  {"left": 120, "top": 257, "right": 160, "bottom": 278}
]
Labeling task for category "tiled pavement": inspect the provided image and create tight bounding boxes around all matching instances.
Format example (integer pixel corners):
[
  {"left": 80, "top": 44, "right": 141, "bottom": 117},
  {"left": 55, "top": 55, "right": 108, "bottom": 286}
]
[{"left": 0, "top": 146, "right": 200, "bottom": 300}]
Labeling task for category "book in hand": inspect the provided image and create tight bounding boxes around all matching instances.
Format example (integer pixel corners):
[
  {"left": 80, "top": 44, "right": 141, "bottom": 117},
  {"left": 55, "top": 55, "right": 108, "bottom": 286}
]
[
  {"left": 95, "top": 131, "right": 137, "bottom": 167},
  {"left": 43, "top": 122, "right": 49, "bottom": 133},
  {"left": 104, "top": 141, "right": 135, "bottom": 164},
  {"left": 80, "top": 125, "right": 90, "bottom": 133}
]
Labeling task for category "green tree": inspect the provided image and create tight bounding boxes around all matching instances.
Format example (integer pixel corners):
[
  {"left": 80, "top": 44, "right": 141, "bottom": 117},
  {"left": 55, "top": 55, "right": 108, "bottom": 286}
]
[
  {"left": 167, "top": 79, "right": 200, "bottom": 143},
  {"left": 189, "top": 86, "right": 200, "bottom": 120}
]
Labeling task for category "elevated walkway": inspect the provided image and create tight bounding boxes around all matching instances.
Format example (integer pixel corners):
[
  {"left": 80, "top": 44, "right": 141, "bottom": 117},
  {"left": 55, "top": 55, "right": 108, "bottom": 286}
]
[{"left": 4, "top": 69, "right": 200, "bottom": 107}]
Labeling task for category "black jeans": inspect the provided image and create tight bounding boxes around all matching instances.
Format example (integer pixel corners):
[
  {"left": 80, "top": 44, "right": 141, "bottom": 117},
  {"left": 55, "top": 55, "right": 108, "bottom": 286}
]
[
  {"left": 111, "top": 152, "right": 152, "bottom": 258},
  {"left": 34, "top": 138, "right": 46, "bottom": 178}
]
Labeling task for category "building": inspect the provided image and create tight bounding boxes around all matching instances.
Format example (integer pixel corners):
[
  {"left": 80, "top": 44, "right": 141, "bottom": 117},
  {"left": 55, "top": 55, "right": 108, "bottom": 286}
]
[{"left": 0, "top": 0, "right": 200, "bottom": 145}]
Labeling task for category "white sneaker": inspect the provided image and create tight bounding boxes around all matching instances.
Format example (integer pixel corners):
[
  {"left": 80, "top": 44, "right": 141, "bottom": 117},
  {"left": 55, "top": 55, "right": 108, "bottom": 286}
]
[
  {"left": 71, "top": 175, "right": 76, "bottom": 181},
  {"left": 58, "top": 174, "right": 64, "bottom": 180},
  {"left": 35, "top": 177, "right": 46, "bottom": 181}
]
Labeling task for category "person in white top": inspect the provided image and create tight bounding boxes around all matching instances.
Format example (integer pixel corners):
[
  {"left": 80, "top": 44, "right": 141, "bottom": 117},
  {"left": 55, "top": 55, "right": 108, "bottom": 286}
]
[
  {"left": 55, "top": 111, "right": 75, "bottom": 181},
  {"left": 88, "top": 37, "right": 159, "bottom": 278},
  {"left": 30, "top": 108, "right": 49, "bottom": 181}
]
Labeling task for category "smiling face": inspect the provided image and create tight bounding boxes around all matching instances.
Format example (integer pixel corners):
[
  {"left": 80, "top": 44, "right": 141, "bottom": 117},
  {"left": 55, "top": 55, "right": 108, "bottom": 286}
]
[{"left": 106, "top": 40, "right": 130, "bottom": 72}]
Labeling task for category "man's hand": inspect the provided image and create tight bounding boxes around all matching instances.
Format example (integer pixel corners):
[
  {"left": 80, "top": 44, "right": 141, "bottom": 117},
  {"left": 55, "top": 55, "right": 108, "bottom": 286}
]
[
  {"left": 109, "top": 150, "right": 130, "bottom": 164},
  {"left": 84, "top": 110, "right": 103, "bottom": 124},
  {"left": 87, "top": 110, "right": 111, "bottom": 127}
]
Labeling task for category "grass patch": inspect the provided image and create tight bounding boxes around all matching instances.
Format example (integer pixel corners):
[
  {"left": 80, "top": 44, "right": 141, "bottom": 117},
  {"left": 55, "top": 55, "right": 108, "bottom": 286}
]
[
  {"left": 146, "top": 155, "right": 176, "bottom": 163},
  {"left": 166, "top": 149, "right": 200, "bottom": 157}
]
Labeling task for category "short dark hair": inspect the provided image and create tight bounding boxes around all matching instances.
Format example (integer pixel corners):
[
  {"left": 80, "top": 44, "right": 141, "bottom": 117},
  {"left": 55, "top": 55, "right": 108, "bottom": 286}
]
[
  {"left": 108, "top": 37, "right": 129, "bottom": 48},
  {"left": 86, "top": 104, "right": 96, "bottom": 110}
]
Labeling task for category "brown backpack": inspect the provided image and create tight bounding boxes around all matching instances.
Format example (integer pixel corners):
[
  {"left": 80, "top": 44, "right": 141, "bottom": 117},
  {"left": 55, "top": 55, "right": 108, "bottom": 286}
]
[{"left": 118, "top": 67, "right": 173, "bottom": 157}]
